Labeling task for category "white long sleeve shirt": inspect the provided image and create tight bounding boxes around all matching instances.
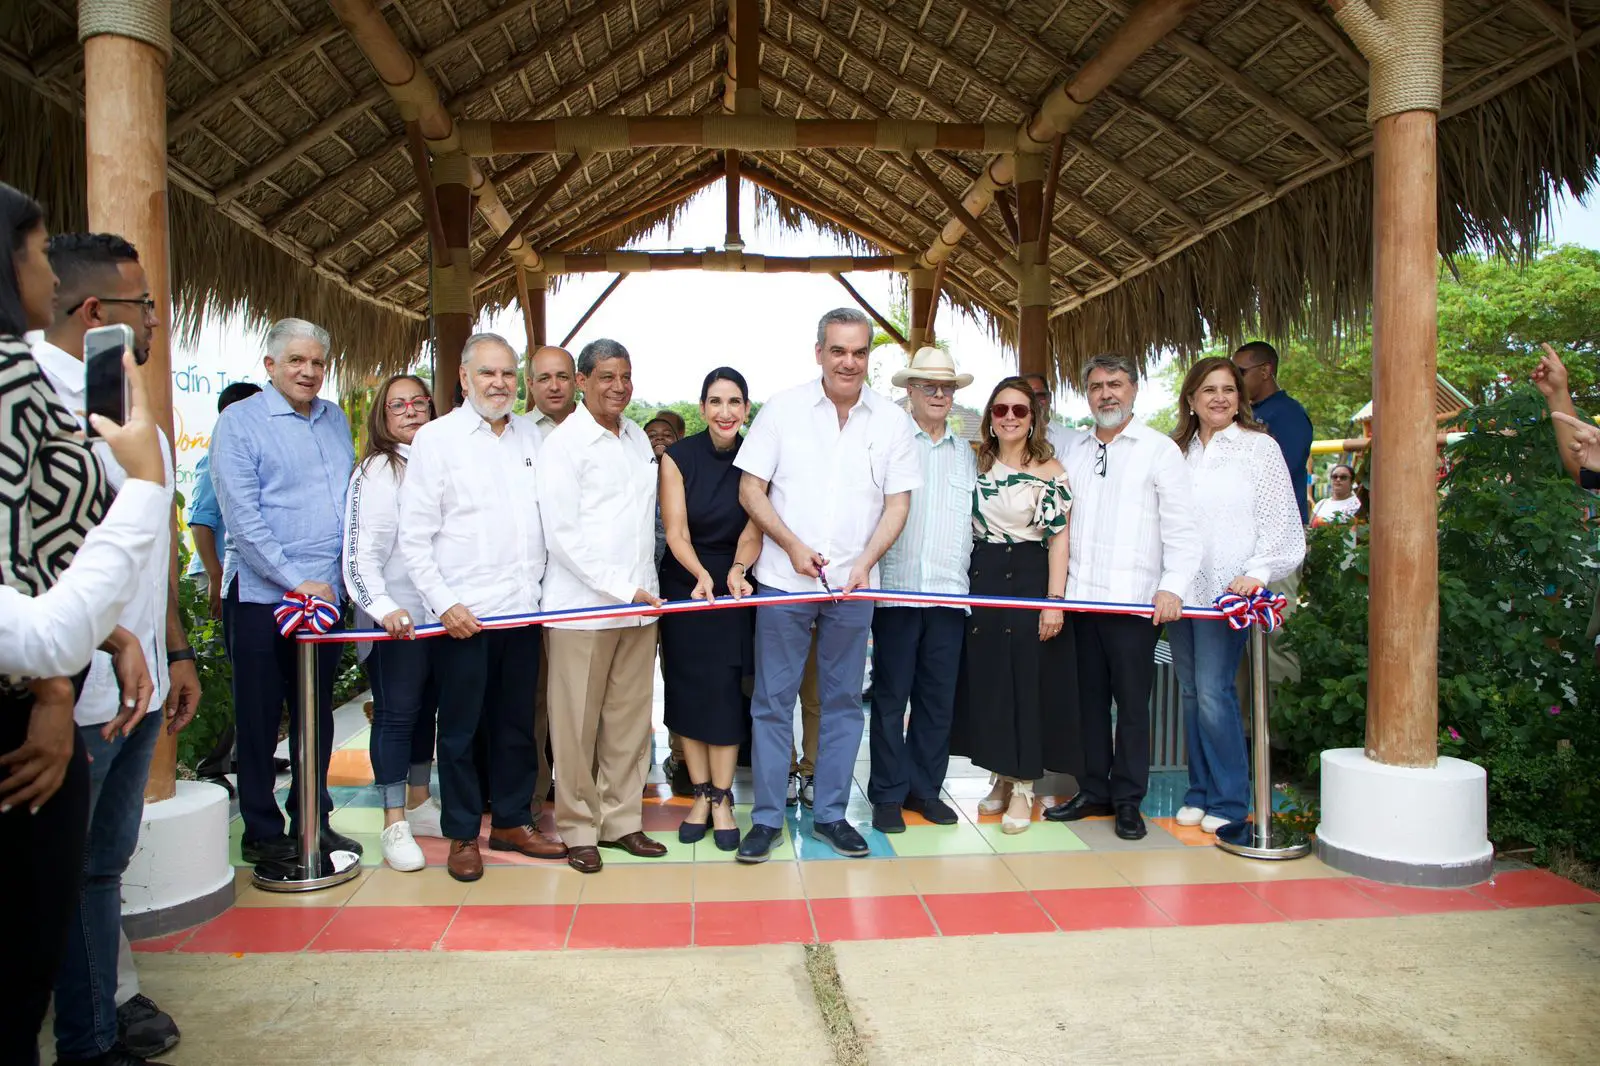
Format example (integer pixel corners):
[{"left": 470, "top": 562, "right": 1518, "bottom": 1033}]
[
  {"left": 397, "top": 406, "right": 545, "bottom": 620},
  {"left": 0, "top": 478, "right": 170, "bottom": 678},
  {"left": 1182, "top": 424, "right": 1307, "bottom": 606},
  {"left": 536, "top": 404, "right": 658, "bottom": 630},
  {"left": 343, "top": 444, "right": 425, "bottom": 624},
  {"left": 1062, "top": 416, "right": 1201, "bottom": 605},
  {"left": 735, "top": 379, "right": 922, "bottom": 594}
]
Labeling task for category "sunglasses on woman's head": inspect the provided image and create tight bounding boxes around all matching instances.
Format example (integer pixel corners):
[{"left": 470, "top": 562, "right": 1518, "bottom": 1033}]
[{"left": 990, "top": 403, "right": 1031, "bottom": 420}]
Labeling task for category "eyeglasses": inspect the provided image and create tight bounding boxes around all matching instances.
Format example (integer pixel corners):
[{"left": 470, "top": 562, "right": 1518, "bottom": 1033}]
[
  {"left": 384, "top": 397, "right": 433, "bottom": 414},
  {"left": 1330, "top": 473, "right": 1353, "bottom": 481},
  {"left": 1233, "top": 361, "right": 1267, "bottom": 375},
  {"left": 65, "top": 296, "right": 159, "bottom": 317},
  {"left": 1094, "top": 440, "right": 1108, "bottom": 478},
  {"left": 910, "top": 383, "right": 953, "bottom": 397},
  {"left": 990, "top": 403, "right": 1031, "bottom": 420}
]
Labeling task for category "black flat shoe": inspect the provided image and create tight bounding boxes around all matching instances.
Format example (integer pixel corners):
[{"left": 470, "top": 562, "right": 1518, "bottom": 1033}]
[
  {"left": 903, "top": 795, "right": 959, "bottom": 825},
  {"left": 707, "top": 785, "right": 741, "bottom": 852},
  {"left": 871, "top": 802, "right": 906, "bottom": 833},
  {"left": 678, "top": 782, "right": 711, "bottom": 844},
  {"left": 240, "top": 834, "right": 296, "bottom": 866},
  {"left": 737, "top": 823, "right": 782, "bottom": 864},
  {"left": 1114, "top": 804, "right": 1147, "bottom": 840},
  {"left": 1043, "top": 793, "right": 1115, "bottom": 822}
]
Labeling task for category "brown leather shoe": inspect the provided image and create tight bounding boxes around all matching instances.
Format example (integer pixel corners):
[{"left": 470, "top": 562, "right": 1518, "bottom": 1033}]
[
  {"left": 567, "top": 845, "right": 602, "bottom": 873},
  {"left": 447, "top": 839, "right": 483, "bottom": 882},
  {"left": 488, "top": 824, "right": 568, "bottom": 859},
  {"left": 599, "top": 831, "right": 668, "bottom": 857}
]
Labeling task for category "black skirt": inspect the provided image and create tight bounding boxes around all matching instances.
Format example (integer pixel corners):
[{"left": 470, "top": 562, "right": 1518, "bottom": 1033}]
[
  {"left": 659, "top": 546, "right": 755, "bottom": 746},
  {"left": 950, "top": 540, "right": 1080, "bottom": 780}
]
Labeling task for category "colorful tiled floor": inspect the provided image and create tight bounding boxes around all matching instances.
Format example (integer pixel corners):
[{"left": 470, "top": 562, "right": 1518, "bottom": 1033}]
[{"left": 160, "top": 703, "right": 1598, "bottom": 954}]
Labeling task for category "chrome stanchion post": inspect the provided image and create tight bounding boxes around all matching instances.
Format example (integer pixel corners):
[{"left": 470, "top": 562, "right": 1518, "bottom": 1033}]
[
  {"left": 253, "top": 638, "right": 361, "bottom": 891},
  {"left": 1216, "top": 622, "right": 1311, "bottom": 860}
]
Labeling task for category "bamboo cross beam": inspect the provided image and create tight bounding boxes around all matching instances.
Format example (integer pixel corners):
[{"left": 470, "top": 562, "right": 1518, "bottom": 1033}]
[
  {"left": 908, "top": 153, "right": 1020, "bottom": 279},
  {"left": 561, "top": 274, "right": 628, "bottom": 348},
  {"left": 833, "top": 274, "right": 907, "bottom": 349},
  {"left": 528, "top": 251, "right": 919, "bottom": 274},
  {"left": 455, "top": 117, "right": 1018, "bottom": 154},
  {"left": 475, "top": 154, "right": 585, "bottom": 273}
]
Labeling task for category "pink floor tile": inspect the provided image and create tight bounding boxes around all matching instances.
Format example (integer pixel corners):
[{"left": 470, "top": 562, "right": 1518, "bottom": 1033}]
[
  {"left": 1034, "top": 886, "right": 1177, "bottom": 931},
  {"left": 567, "top": 903, "right": 693, "bottom": 950},
  {"left": 694, "top": 900, "right": 816, "bottom": 947},
  {"left": 1242, "top": 879, "right": 1399, "bottom": 921},
  {"left": 1139, "top": 883, "right": 1286, "bottom": 926},
  {"left": 1469, "top": 869, "right": 1600, "bottom": 908},
  {"left": 921, "top": 891, "right": 1057, "bottom": 936},
  {"left": 310, "top": 906, "right": 457, "bottom": 951},
  {"left": 810, "top": 895, "right": 937, "bottom": 942},
  {"left": 179, "top": 907, "right": 339, "bottom": 954},
  {"left": 1347, "top": 879, "right": 1503, "bottom": 915},
  {"left": 440, "top": 905, "right": 575, "bottom": 951}
]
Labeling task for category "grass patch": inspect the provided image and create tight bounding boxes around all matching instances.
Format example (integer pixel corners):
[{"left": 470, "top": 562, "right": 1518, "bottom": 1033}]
[
  {"left": 1547, "top": 850, "right": 1600, "bottom": 893},
  {"left": 804, "top": 943, "right": 868, "bottom": 1066}
]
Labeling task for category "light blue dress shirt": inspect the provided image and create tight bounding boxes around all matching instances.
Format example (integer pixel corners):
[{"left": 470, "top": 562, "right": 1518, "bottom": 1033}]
[
  {"left": 209, "top": 386, "right": 354, "bottom": 604},
  {"left": 184, "top": 451, "right": 224, "bottom": 577},
  {"left": 878, "top": 425, "right": 977, "bottom": 607}
]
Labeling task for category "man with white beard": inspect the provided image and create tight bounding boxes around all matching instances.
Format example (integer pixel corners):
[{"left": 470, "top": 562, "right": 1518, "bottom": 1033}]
[
  {"left": 1044, "top": 353, "right": 1200, "bottom": 841},
  {"left": 399, "top": 333, "right": 567, "bottom": 883}
]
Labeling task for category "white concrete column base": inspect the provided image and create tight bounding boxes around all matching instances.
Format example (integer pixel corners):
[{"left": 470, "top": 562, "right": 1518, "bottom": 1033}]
[
  {"left": 121, "top": 779, "right": 235, "bottom": 939},
  {"left": 1315, "top": 748, "right": 1493, "bottom": 888}
]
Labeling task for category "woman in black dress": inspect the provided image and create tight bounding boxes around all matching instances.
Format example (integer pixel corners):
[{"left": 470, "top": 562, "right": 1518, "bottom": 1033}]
[
  {"left": 951, "top": 378, "right": 1077, "bottom": 834},
  {"left": 658, "top": 367, "right": 762, "bottom": 851}
]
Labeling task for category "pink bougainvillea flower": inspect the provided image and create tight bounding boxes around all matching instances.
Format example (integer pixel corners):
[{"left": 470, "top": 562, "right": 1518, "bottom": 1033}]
[
  {"left": 1548, "top": 705, "right": 1561, "bottom": 716},
  {"left": 1447, "top": 727, "right": 1462, "bottom": 741}
]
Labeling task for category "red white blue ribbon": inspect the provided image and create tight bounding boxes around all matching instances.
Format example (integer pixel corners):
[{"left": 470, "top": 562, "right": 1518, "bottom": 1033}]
[
  {"left": 274, "top": 592, "right": 342, "bottom": 637},
  {"left": 1213, "top": 588, "right": 1288, "bottom": 632}
]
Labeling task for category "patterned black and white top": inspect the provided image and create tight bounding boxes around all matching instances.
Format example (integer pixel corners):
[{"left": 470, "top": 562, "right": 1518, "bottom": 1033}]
[{"left": 1, "top": 333, "right": 110, "bottom": 687}]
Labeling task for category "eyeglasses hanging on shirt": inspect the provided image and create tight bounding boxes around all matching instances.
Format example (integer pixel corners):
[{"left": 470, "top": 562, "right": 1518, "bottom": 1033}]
[{"left": 1094, "top": 440, "right": 1108, "bottom": 478}]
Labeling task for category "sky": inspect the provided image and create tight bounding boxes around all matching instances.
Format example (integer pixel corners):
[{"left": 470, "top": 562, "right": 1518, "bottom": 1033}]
[{"left": 169, "top": 184, "right": 1600, "bottom": 485}]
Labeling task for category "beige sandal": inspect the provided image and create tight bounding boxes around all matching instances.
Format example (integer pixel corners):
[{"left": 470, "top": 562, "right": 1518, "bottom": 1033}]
[
  {"left": 977, "top": 774, "right": 1013, "bottom": 816},
  {"left": 1001, "top": 783, "right": 1035, "bottom": 834}
]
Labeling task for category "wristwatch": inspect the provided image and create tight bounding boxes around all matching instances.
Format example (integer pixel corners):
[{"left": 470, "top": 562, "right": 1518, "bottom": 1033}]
[{"left": 167, "top": 647, "right": 197, "bottom": 665}]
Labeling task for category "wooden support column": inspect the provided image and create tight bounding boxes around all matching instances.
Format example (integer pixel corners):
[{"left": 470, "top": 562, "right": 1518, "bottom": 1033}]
[
  {"left": 82, "top": 0, "right": 178, "bottom": 803},
  {"left": 432, "top": 150, "right": 474, "bottom": 413},
  {"left": 1013, "top": 151, "right": 1051, "bottom": 380},
  {"left": 1331, "top": 0, "right": 1443, "bottom": 767},
  {"left": 725, "top": 151, "right": 743, "bottom": 250},
  {"left": 726, "top": 0, "right": 762, "bottom": 115},
  {"left": 514, "top": 264, "right": 546, "bottom": 356},
  {"left": 907, "top": 268, "right": 935, "bottom": 353}
]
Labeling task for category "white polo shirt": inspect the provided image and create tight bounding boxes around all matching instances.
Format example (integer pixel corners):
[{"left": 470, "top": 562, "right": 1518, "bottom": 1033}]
[{"left": 736, "top": 379, "right": 922, "bottom": 594}]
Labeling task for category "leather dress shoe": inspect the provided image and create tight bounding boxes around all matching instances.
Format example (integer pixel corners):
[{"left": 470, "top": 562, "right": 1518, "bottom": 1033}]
[
  {"left": 903, "top": 795, "right": 959, "bottom": 825},
  {"left": 871, "top": 802, "right": 906, "bottom": 834},
  {"left": 321, "top": 826, "right": 364, "bottom": 857},
  {"left": 488, "top": 824, "right": 568, "bottom": 859},
  {"left": 240, "top": 834, "right": 296, "bottom": 866},
  {"left": 600, "top": 831, "right": 668, "bottom": 857},
  {"left": 1043, "top": 794, "right": 1115, "bottom": 822},
  {"left": 811, "top": 819, "right": 870, "bottom": 857},
  {"left": 447, "top": 839, "right": 483, "bottom": 882},
  {"left": 1114, "top": 805, "right": 1147, "bottom": 840},
  {"left": 736, "top": 823, "right": 783, "bottom": 864},
  {"left": 567, "top": 845, "right": 603, "bottom": 873}
]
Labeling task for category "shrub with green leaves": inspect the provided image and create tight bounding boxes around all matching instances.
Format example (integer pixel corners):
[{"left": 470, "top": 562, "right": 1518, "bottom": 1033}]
[{"left": 1276, "top": 388, "right": 1600, "bottom": 862}]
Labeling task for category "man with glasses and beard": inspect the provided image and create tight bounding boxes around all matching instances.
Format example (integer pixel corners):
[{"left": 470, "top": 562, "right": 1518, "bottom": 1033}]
[
  {"left": 1045, "top": 353, "right": 1199, "bottom": 841},
  {"left": 399, "top": 333, "right": 566, "bottom": 883}
]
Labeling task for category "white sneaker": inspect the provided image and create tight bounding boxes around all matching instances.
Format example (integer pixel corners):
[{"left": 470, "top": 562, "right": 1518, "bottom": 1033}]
[
  {"left": 380, "top": 820, "right": 425, "bottom": 872},
  {"left": 1175, "top": 806, "right": 1206, "bottom": 827},
  {"left": 404, "top": 797, "right": 443, "bottom": 838},
  {"left": 1200, "top": 814, "right": 1231, "bottom": 834}
]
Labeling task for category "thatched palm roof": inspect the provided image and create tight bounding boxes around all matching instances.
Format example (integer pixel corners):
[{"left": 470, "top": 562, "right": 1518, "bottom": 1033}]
[{"left": 2, "top": 0, "right": 1597, "bottom": 385}]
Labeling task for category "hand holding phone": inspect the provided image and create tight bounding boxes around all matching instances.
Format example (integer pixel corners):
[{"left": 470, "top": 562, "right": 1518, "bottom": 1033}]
[
  {"left": 87, "top": 350, "right": 164, "bottom": 486},
  {"left": 84, "top": 324, "right": 135, "bottom": 438}
]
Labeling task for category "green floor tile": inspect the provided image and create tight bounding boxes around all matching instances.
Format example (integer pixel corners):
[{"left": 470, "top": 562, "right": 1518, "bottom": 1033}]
[
  {"left": 973, "top": 821, "right": 1090, "bottom": 854},
  {"left": 592, "top": 830, "right": 697, "bottom": 864},
  {"left": 330, "top": 806, "right": 385, "bottom": 834},
  {"left": 883, "top": 821, "right": 993, "bottom": 857}
]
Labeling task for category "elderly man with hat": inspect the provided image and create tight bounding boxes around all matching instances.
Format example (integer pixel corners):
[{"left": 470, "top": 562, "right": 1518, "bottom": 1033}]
[{"left": 866, "top": 347, "right": 978, "bottom": 833}]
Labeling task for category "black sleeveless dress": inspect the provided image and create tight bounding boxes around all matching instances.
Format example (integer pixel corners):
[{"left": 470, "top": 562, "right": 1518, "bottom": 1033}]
[{"left": 658, "top": 431, "right": 755, "bottom": 745}]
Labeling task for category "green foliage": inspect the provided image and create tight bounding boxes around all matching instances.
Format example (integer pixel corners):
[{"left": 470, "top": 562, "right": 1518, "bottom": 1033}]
[
  {"left": 1276, "top": 388, "right": 1600, "bottom": 862},
  {"left": 625, "top": 398, "right": 762, "bottom": 439},
  {"left": 174, "top": 572, "right": 232, "bottom": 773}
]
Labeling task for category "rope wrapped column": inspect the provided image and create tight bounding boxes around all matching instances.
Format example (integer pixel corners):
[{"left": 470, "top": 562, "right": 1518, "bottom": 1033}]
[
  {"left": 432, "top": 150, "right": 474, "bottom": 413},
  {"left": 1013, "top": 152, "right": 1050, "bottom": 380},
  {"left": 81, "top": 0, "right": 180, "bottom": 803},
  {"left": 1331, "top": 0, "right": 1443, "bottom": 769}
]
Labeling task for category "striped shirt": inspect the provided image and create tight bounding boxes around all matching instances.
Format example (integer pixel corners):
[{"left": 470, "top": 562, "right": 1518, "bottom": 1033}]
[{"left": 878, "top": 426, "right": 977, "bottom": 608}]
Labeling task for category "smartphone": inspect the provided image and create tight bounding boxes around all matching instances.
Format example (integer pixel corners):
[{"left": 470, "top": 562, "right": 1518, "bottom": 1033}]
[{"left": 83, "top": 323, "right": 135, "bottom": 437}]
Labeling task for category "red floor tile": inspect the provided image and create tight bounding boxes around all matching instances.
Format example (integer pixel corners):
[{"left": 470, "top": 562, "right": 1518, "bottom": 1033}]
[
  {"left": 694, "top": 900, "right": 816, "bottom": 947},
  {"left": 1242, "top": 879, "right": 1399, "bottom": 921},
  {"left": 179, "top": 907, "right": 338, "bottom": 954},
  {"left": 310, "top": 906, "right": 457, "bottom": 951},
  {"left": 921, "top": 891, "right": 1056, "bottom": 937},
  {"left": 440, "top": 905, "right": 575, "bottom": 951},
  {"left": 1034, "top": 887, "right": 1177, "bottom": 931},
  {"left": 1469, "top": 869, "right": 1600, "bottom": 908},
  {"left": 1139, "top": 883, "right": 1286, "bottom": 926},
  {"left": 810, "top": 895, "right": 937, "bottom": 942},
  {"left": 130, "top": 929, "right": 197, "bottom": 952},
  {"left": 567, "top": 903, "right": 693, "bottom": 950},
  {"left": 1347, "top": 879, "right": 1502, "bottom": 915}
]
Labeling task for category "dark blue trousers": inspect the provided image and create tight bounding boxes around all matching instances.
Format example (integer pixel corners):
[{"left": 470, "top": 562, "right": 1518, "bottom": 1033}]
[
  {"left": 432, "top": 627, "right": 540, "bottom": 841},
  {"left": 867, "top": 606, "right": 965, "bottom": 804}
]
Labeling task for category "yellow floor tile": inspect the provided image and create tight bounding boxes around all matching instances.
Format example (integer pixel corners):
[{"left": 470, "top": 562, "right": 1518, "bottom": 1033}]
[
  {"left": 798, "top": 857, "right": 916, "bottom": 899},
  {"left": 896, "top": 856, "right": 1024, "bottom": 896},
  {"left": 230, "top": 866, "right": 372, "bottom": 907},
  {"left": 693, "top": 861, "right": 806, "bottom": 902},
  {"left": 461, "top": 865, "right": 584, "bottom": 906},
  {"left": 345, "top": 866, "right": 474, "bottom": 907},
  {"left": 576, "top": 863, "right": 695, "bottom": 904},
  {"left": 1000, "top": 853, "right": 1132, "bottom": 891},
  {"left": 1100, "top": 847, "right": 1245, "bottom": 886}
]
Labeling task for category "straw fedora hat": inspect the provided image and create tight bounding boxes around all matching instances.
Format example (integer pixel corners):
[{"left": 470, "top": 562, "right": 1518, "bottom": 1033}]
[{"left": 891, "top": 346, "right": 974, "bottom": 389}]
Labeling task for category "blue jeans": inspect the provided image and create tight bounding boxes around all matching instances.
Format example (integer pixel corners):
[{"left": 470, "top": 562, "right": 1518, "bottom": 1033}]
[
  {"left": 368, "top": 640, "right": 437, "bottom": 810},
  {"left": 54, "top": 711, "right": 162, "bottom": 1059},
  {"left": 750, "top": 600, "right": 873, "bottom": 829},
  {"left": 1167, "top": 618, "right": 1251, "bottom": 822}
]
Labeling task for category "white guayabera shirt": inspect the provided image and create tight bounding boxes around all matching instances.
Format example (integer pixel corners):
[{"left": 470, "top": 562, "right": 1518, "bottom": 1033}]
[{"left": 1180, "top": 423, "right": 1307, "bottom": 607}]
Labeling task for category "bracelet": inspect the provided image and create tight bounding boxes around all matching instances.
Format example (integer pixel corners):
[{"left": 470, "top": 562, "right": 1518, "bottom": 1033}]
[
  {"left": 1046, "top": 594, "right": 1064, "bottom": 600},
  {"left": 167, "top": 647, "right": 197, "bottom": 665},
  {"left": 731, "top": 562, "right": 748, "bottom": 572}
]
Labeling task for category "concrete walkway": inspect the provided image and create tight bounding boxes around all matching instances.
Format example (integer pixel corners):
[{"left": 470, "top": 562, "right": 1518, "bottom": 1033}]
[{"left": 126, "top": 905, "right": 1599, "bottom": 1064}]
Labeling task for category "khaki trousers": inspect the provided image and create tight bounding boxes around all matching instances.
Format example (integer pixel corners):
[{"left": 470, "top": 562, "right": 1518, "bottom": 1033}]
[
  {"left": 789, "top": 629, "right": 822, "bottom": 774},
  {"left": 547, "top": 625, "right": 657, "bottom": 847}
]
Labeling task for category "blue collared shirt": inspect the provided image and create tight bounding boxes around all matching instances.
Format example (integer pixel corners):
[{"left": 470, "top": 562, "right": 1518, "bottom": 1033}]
[
  {"left": 210, "top": 386, "right": 354, "bottom": 604},
  {"left": 1252, "top": 389, "right": 1313, "bottom": 524},
  {"left": 878, "top": 425, "right": 977, "bottom": 607},
  {"left": 184, "top": 451, "right": 224, "bottom": 576}
]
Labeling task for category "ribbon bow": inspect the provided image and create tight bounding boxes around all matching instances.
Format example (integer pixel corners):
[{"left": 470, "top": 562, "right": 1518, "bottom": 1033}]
[
  {"left": 1213, "top": 588, "right": 1288, "bottom": 632},
  {"left": 274, "top": 592, "right": 342, "bottom": 637}
]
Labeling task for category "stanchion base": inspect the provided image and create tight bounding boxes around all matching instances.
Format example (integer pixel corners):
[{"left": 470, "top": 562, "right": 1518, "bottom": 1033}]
[
  {"left": 1215, "top": 817, "right": 1313, "bottom": 861},
  {"left": 250, "top": 851, "right": 362, "bottom": 893}
]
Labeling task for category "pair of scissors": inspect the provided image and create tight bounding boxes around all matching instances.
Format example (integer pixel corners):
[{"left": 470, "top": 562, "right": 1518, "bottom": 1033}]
[{"left": 818, "top": 564, "right": 843, "bottom": 602}]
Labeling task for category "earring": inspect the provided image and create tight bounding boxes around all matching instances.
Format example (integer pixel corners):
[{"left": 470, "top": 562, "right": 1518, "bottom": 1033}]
[{"left": 1027, "top": 425, "right": 1034, "bottom": 439}]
